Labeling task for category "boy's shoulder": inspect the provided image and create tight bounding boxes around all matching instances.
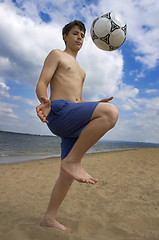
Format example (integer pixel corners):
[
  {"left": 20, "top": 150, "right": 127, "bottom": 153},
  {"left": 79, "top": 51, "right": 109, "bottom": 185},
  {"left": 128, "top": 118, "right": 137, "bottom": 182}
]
[
  {"left": 47, "top": 49, "right": 68, "bottom": 61},
  {"left": 48, "top": 49, "right": 63, "bottom": 57},
  {"left": 45, "top": 49, "right": 64, "bottom": 64}
]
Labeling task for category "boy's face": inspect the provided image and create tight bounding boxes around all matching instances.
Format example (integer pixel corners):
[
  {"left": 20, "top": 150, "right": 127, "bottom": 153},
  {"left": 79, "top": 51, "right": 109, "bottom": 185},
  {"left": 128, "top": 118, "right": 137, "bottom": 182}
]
[{"left": 63, "top": 26, "right": 85, "bottom": 51}]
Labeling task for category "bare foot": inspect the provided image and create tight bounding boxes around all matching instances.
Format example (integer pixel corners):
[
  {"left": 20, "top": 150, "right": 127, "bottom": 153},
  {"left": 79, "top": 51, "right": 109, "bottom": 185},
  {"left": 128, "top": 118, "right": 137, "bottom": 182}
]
[
  {"left": 61, "top": 160, "right": 98, "bottom": 184},
  {"left": 41, "top": 217, "right": 70, "bottom": 233}
]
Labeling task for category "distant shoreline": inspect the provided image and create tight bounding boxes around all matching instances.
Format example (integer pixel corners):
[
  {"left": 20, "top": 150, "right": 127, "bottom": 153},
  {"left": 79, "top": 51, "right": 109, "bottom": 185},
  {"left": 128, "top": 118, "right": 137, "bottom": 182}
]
[{"left": 0, "top": 130, "right": 159, "bottom": 144}]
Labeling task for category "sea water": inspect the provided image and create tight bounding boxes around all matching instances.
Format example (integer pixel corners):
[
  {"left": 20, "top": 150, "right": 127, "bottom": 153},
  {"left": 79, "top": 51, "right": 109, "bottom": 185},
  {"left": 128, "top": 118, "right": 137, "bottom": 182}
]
[{"left": 0, "top": 131, "right": 159, "bottom": 164}]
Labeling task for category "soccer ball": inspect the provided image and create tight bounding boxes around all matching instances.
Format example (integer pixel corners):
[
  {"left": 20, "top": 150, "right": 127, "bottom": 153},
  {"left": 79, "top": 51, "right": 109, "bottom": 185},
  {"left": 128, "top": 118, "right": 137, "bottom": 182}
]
[{"left": 90, "top": 11, "right": 127, "bottom": 51}]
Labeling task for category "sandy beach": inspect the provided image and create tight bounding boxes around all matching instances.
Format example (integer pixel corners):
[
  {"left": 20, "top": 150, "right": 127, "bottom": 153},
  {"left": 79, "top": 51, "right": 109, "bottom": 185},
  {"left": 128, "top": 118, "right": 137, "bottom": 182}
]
[{"left": 0, "top": 148, "right": 159, "bottom": 240}]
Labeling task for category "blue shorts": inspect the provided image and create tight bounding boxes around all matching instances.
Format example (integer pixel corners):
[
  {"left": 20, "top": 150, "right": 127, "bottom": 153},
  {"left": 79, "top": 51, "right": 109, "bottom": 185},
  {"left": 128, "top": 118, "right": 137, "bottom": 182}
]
[{"left": 46, "top": 100, "right": 99, "bottom": 159}]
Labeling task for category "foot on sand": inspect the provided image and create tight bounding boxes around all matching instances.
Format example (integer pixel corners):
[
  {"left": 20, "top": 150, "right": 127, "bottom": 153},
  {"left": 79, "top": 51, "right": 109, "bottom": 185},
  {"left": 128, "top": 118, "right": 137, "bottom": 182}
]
[
  {"left": 41, "top": 217, "right": 70, "bottom": 233},
  {"left": 61, "top": 160, "right": 98, "bottom": 184}
]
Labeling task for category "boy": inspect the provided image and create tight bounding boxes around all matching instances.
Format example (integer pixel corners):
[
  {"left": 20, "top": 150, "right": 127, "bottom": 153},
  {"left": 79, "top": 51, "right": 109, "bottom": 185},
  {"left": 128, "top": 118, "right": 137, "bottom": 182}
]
[{"left": 36, "top": 20, "right": 118, "bottom": 231}]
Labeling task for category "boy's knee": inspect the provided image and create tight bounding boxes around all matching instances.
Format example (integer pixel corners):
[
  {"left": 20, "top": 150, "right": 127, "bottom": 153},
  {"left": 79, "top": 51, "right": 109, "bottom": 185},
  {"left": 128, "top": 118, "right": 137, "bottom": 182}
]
[
  {"left": 111, "top": 104, "right": 119, "bottom": 122},
  {"left": 103, "top": 104, "right": 119, "bottom": 127}
]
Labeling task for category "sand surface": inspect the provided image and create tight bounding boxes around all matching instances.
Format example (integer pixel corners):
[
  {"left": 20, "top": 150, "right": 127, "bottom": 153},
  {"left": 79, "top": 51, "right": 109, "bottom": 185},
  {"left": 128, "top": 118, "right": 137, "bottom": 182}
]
[{"left": 0, "top": 148, "right": 159, "bottom": 240}]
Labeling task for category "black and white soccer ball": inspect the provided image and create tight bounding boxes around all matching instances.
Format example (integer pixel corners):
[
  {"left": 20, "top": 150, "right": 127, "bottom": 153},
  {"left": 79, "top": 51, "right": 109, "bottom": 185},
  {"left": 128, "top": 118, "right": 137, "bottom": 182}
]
[{"left": 90, "top": 12, "right": 127, "bottom": 51}]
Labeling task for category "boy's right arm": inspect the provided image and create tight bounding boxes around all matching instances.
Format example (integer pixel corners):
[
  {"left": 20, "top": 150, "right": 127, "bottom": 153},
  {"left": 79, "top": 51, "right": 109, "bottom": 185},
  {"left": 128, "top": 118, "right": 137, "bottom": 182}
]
[
  {"left": 36, "top": 50, "right": 60, "bottom": 123},
  {"left": 36, "top": 50, "right": 60, "bottom": 102}
]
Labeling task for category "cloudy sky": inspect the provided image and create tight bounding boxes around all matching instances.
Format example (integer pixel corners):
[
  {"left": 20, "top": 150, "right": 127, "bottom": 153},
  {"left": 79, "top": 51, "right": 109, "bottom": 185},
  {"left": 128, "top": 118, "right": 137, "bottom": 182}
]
[{"left": 0, "top": 0, "right": 159, "bottom": 143}]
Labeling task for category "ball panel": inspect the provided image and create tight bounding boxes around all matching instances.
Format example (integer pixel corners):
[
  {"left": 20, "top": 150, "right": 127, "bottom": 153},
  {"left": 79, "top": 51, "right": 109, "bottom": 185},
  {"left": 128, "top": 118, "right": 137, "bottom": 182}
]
[
  {"left": 110, "top": 29, "right": 126, "bottom": 46},
  {"left": 94, "top": 18, "right": 111, "bottom": 37},
  {"left": 93, "top": 39, "right": 110, "bottom": 51}
]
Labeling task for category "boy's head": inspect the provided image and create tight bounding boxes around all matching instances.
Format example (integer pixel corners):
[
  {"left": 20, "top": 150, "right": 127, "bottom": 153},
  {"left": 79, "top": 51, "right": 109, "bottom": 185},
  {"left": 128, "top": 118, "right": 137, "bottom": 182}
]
[{"left": 62, "top": 20, "right": 86, "bottom": 37}]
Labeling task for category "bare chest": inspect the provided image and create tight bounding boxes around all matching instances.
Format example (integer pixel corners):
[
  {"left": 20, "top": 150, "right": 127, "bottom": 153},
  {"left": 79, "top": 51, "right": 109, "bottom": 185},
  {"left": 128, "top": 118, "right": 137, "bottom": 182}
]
[{"left": 58, "top": 57, "right": 84, "bottom": 79}]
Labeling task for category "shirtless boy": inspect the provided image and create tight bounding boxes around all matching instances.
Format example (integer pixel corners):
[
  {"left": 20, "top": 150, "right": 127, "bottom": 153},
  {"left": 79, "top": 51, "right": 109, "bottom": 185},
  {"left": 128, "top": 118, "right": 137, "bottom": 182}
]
[{"left": 36, "top": 20, "right": 118, "bottom": 231}]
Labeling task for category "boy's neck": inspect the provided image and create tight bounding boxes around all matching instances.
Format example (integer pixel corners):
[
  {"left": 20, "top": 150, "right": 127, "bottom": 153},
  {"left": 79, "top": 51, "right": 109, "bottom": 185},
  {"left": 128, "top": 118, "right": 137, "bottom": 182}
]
[{"left": 64, "top": 48, "right": 78, "bottom": 59}]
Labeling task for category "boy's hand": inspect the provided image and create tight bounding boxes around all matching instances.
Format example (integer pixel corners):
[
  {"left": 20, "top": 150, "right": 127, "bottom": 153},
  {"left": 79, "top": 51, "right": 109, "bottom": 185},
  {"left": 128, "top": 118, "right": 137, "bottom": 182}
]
[
  {"left": 99, "top": 96, "right": 113, "bottom": 102},
  {"left": 36, "top": 96, "right": 51, "bottom": 123}
]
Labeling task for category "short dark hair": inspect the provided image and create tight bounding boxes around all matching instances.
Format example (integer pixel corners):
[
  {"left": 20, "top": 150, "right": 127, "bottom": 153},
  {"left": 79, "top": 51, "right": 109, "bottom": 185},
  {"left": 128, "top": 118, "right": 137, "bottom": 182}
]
[{"left": 62, "top": 20, "right": 86, "bottom": 36}]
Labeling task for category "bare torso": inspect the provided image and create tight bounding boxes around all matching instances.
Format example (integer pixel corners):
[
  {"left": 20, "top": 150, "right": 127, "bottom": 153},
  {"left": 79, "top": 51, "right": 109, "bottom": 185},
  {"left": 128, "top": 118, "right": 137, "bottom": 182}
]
[{"left": 50, "top": 50, "right": 85, "bottom": 103}]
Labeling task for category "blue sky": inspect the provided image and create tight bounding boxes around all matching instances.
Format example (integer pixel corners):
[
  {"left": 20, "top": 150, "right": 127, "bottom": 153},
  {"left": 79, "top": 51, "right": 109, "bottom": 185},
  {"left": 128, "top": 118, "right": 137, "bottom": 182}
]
[{"left": 0, "top": 0, "right": 159, "bottom": 143}]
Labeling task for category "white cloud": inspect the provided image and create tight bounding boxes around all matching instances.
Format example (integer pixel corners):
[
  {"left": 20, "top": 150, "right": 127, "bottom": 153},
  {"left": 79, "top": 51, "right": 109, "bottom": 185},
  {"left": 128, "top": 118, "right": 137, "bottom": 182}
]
[
  {"left": 0, "top": 1, "right": 64, "bottom": 85},
  {"left": 106, "top": 101, "right": 159, "bottom": 143},
  {"left": 0, "top": 82, "right": 9, "bottom": 91},
  {"left": 115, "top": 84, "right": 139, "bottom": 101},
  {"left": 0, "top": 101, "right": 18, "bottom": 119},
  {"left": 135, "top": 71, "right": 145, "bottom": 81},
  {"left": 0, "top": 56, "right": 10, "bottom": 70},
  {"left": 145, "top": 89, "right": 159, "bottom": 94},
  {"left": 0, "top": 79, "right": 10, "bottom": 98},
  {"left": 137, "top": 97, "right": 159, "bottom": 111}
]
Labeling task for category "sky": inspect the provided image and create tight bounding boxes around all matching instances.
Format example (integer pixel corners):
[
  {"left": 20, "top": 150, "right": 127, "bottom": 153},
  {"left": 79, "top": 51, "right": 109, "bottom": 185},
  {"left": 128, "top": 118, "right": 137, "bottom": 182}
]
[{"left": 0, "top": 0, "right": 159, "bottom": 143}]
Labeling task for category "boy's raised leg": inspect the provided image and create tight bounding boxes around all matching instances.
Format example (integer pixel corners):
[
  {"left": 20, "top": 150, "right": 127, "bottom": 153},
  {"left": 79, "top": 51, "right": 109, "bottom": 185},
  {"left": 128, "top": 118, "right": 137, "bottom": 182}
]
[{"left": 61, "top": 102, "right": 118, "bottom": 184}]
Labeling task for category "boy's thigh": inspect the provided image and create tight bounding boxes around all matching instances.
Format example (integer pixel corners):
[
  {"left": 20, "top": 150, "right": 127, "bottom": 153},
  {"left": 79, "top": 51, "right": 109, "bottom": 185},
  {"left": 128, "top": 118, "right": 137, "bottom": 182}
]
[{"left": 91, "top": 102, "right": 117, "bottom": 120}]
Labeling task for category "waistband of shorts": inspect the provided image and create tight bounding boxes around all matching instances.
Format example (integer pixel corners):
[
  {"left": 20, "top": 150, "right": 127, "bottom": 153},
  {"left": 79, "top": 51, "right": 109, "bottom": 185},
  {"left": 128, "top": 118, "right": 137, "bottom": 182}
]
[{"left": 51, "top": 99, "right": 77, "bottom": 104}]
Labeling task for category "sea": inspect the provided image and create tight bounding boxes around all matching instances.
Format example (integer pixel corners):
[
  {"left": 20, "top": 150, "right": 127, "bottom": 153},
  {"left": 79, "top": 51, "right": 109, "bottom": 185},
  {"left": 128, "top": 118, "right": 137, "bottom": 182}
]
[{"left": 0, "top": 131, "right": 159, "bottom": 164}]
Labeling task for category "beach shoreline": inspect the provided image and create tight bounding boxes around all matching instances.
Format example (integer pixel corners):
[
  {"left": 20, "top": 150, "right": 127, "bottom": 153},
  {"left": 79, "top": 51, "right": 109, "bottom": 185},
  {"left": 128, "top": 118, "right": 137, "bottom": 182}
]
[
  {"left": 1, "top": 148, "right": 159, "bottom": 240},
  {"left": 0, "top": 148, "right": 137, "bottom": 166},
  {"left": 1, "top": 131, "right": 159, "bottom": 165},
  {"left": 1, "top": 146, "right": 159, "bottom": 165}
]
